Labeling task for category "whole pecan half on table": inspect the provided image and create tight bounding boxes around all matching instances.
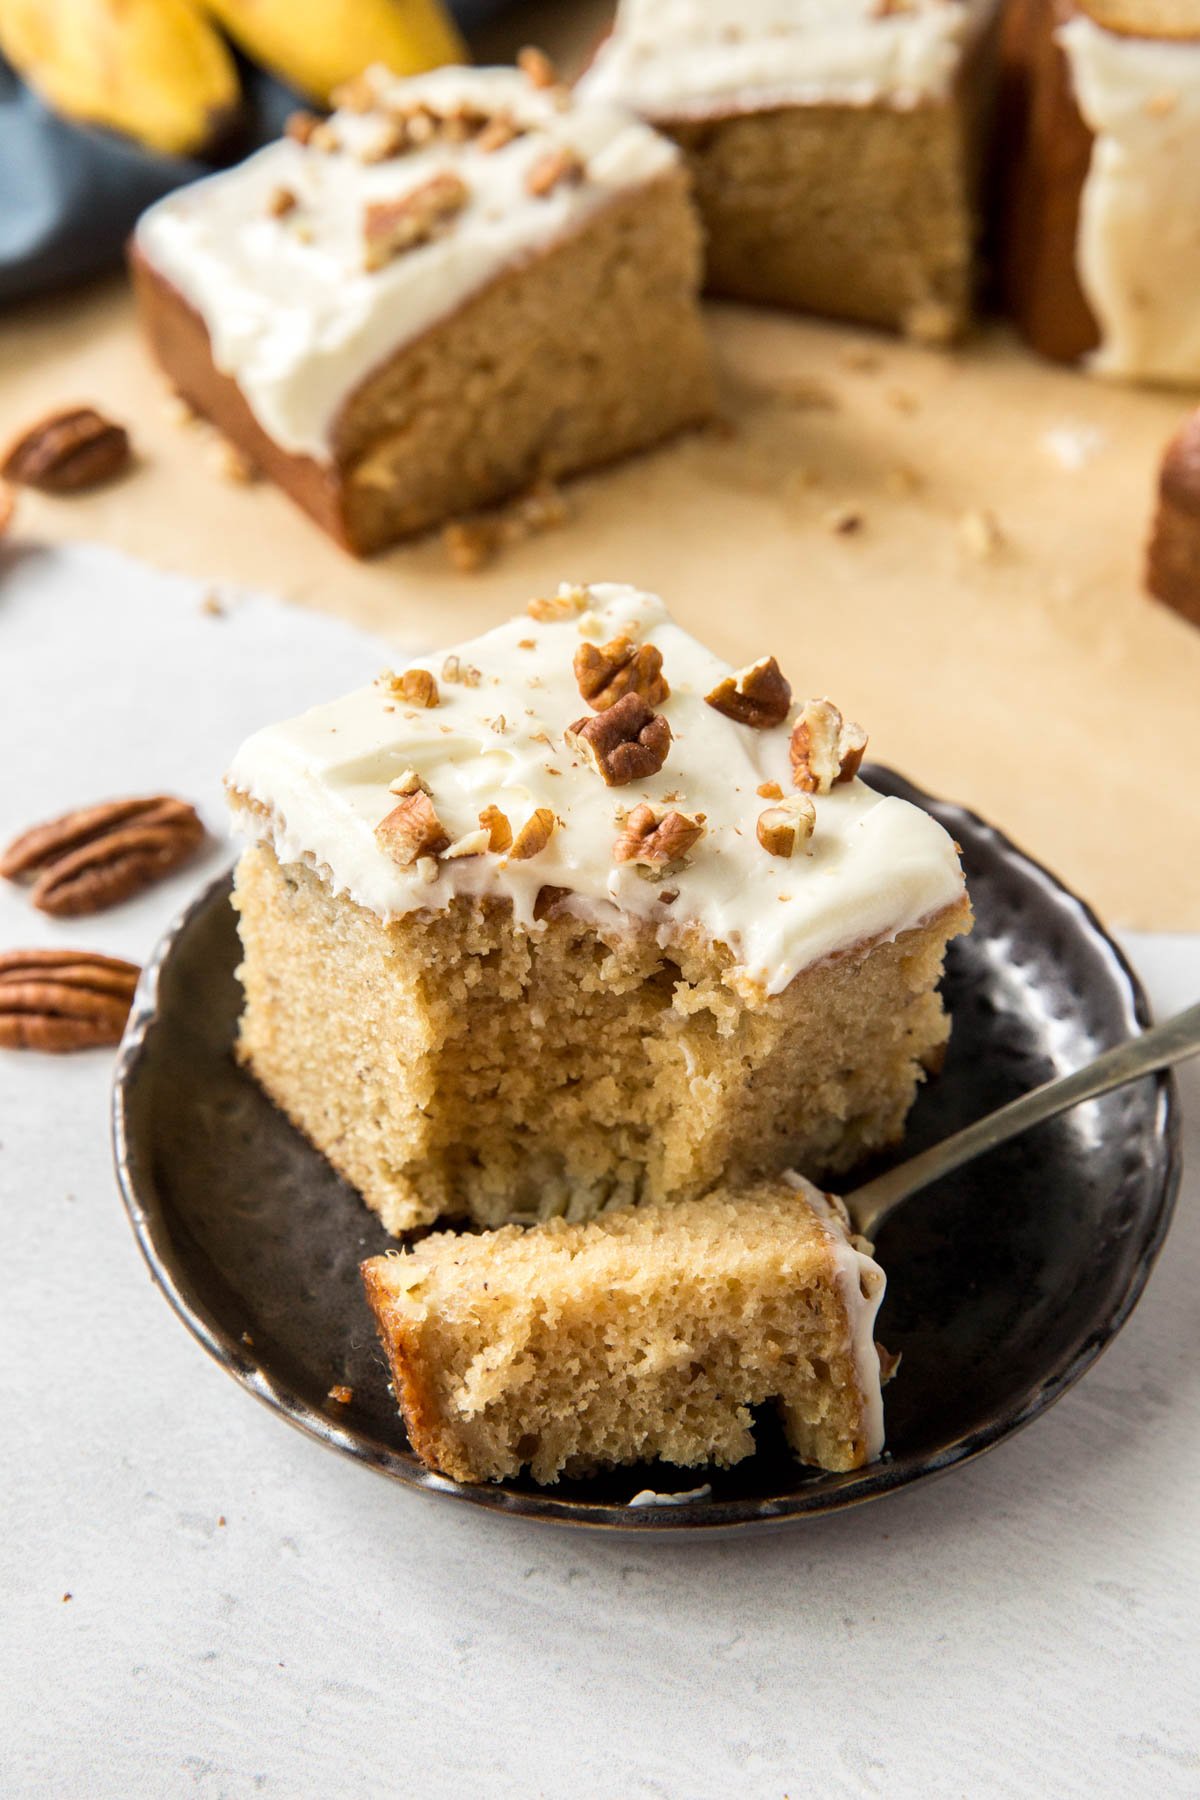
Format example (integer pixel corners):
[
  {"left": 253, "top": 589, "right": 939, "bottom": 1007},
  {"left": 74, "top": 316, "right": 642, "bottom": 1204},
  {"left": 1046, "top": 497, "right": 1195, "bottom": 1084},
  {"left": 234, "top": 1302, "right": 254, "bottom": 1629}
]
[
  {"left": 1, "top": 796, "right": 205, "bottom": 916},
  {"left": 0, "top": 950, "right": 140, "bottom": 1052},
  {"left": 1, "top": 407, "right": 132, "bottom": 494}
]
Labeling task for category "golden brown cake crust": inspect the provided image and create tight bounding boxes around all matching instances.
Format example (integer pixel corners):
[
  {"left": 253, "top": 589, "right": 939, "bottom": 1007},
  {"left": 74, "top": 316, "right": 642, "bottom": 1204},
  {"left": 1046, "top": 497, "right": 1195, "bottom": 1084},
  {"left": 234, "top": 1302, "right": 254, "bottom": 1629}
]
[
  {"left": 131, "top": 170, "right": 714, "bottom": 556},
  {"left": 999, "top": 0, "right": 1102, "bottom": 364}
]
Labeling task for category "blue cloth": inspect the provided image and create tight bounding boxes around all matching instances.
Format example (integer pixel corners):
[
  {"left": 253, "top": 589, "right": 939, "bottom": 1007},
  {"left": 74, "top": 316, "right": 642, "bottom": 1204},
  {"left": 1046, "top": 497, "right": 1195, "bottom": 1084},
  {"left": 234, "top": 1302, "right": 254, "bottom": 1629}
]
[{"left": 0, "top": 2, "right": 509, "bottom": 304}]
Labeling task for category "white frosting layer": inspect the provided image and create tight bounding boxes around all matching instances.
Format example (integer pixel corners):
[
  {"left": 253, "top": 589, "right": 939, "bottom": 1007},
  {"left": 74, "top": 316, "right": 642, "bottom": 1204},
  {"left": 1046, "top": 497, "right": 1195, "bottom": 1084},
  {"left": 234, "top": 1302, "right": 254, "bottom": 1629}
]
[
  {"left": 785, "top": 1173, "right": 886, "bottom": 1461},
  {"left": 135, "top": 66, "right": 677, "bottom": 460},
  {"left": 1060, "top": 16, "right": 1200, "bottom": 385},
  {"left": 227, "top": 583, "right": 966, "bottom": 996},
  {"left": 577, "top": 0, "right": 992, "bottom": 119}
]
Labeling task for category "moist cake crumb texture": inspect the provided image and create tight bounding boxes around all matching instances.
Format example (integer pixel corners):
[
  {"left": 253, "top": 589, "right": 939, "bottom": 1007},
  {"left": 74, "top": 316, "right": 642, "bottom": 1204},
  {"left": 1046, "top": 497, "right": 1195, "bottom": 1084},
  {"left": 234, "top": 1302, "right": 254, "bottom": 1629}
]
[
  {"left": 227, "top": 582, "right": 970, "bottom": 1232},
  {"left": 361, "top": 1175, "right": 887, "bottom": 1485}
]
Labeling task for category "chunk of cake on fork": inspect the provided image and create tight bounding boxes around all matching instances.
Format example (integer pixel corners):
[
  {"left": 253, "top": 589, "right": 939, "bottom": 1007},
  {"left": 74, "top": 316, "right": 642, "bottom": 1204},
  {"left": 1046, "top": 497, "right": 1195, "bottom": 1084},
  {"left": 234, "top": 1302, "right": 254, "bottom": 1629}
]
[{"left": 226, "top": 581, "right": 971, "bottom": 1234}]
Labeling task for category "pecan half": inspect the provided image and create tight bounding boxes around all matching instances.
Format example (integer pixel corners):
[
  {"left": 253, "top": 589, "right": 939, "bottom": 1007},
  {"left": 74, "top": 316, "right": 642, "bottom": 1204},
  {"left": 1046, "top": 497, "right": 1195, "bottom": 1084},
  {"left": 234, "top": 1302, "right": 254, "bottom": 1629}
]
[
  {"left": 1, "top": 795, "right": 204, "bottom": 916},
  {"left": 526, "top": 147, "right": 584, "bottom": 198},
  {"left": 705, "top": 656, "right": 791, "bottom": 729},
  {"left": 756, "top": 794, "right": 817, "bottom": 859},
  {"left": 574, "top": 636, "right": 669, "bottom": 712},
  {"left": 478, "top": 805, "right": 513, "bottom": 852},
  {"left": 566, "top": 693, "right": 671, "bottom": 786},
  {"left": 375, "top": 792, "right": 448, "bottom": 866},
  {"left": 363, "top": 172, "right": 469, "bottom": 270},
  {"left": 2, "top": 407, "right": 131, "bottom": 494},
  {"left": 613, "top": 803, "right": 705, "bottom": 870},
  {"left": 0, "top": 949, "right": 139, "bottom": 1052},
  {"left": 509, "top": 807, "right": 556, "bottom": 860},
  {"left": 789, "top": 700, "right": 868, "bottom": 794},
  {"left": 386, "top": 668, "right": 439, "bottom": 708}
]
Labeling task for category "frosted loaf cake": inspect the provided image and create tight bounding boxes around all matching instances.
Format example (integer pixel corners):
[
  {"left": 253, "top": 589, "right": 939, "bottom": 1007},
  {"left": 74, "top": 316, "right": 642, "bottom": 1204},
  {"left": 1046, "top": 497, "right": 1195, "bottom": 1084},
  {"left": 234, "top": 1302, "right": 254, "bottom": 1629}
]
[
  {"left": 226, "top": 582, "right": 971, "bottom": 1233},
  {"left": 132, "top": 60, "right": 713, "bottom": 552},
  {"left": 577, "top": 0, "right": 1002, "bottom": 340}
]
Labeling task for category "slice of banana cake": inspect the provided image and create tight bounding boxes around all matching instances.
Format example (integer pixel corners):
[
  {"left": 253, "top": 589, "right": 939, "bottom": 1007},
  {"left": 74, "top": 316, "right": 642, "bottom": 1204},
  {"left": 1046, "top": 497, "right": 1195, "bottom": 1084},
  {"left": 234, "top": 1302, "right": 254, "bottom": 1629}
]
[
  {"left": 362, "top": 1175, "right": 888, "bottom": 1485},
  {"left": 226, "top": 580, "right": 970, "bottom": 1234}
]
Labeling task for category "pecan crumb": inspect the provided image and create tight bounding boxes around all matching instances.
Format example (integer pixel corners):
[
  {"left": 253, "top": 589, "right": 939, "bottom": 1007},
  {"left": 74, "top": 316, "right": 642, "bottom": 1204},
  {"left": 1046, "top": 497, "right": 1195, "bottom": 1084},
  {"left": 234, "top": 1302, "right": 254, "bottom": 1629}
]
[
  {"left": 705, "top": 656, "right": 791, "bottom": 729},
  {"left": 444, "top": 829, "right": 491, "bottom": 859},
  {"left": 566, "top": 693, "right": 671, "bottom": 786},
  {"left": 327, "top": 1385, "right": 353, "bottom": 1405},
  {"left": 518, "top": 45, "right": 559, "bottom": 88},
  {"left": 477, "top": 113, "right": 520, "bottom": 153},
  {"left": 527, "top": 585, "right": 588, "bottom": 622},
  {"left": 478, "top": 805, "right": 513, "bottom": 853},
  {"left": 441, "top": 654, "right": 481, "bottom": 687},
  {"left": 828, "top": 507, "right": 864, "bottom": 536},
  {"left": 267, "top": 186, "right": 297, "bottom": 218},
  {"left": 958, "top": 507, "right": 1005, "bottom": 560},
  {"left": 526, "top": 146, "right": 585, "bottom": 198},
  {"left": 757, "top": 794, "right": 817, "bottom": 859},
  {"left": 574, "top": 636, "right": 669, "bottom": 712},
  {"left": 285, "top": 109, "right": 321, "bottom": 145},
  {"left": 363, "top": 172, "right": 469, "bottom": 271},
  {"left": 388, "top": 768, "right": 431, "bottom": 797},
  {"left": 509, "top": 807, "right": 556, "bottom": 860},
  {"left": 757, "top": 781, "right": 783, "bottom": 800},
  {"left": 613, "top": 803, "right": 705, "bottom": 872},
  {"left": 790, "top": 699, "right": 868, "bottom": 794},
  {"left": 375, "top": 792, "right": 448, "bottom": 865},
  {"left": 208, "top": 438, "right": 256, "bottom": 484},
  {"left": 387, "top": 668, "right": 439, "bottom": 708}
]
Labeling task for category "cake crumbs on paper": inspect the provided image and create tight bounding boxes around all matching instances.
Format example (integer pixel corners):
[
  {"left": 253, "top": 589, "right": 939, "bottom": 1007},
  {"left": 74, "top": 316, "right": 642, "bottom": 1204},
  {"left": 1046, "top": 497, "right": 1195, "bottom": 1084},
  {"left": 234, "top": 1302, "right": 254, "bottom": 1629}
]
[
  {"left": 827, "top": 506, "right": 864, "bottom": 536},
  {"left": 61, "top": 1592, "right": 72, "bottom": 1603},
  {"left": 1042, "top": 423, "right": 1107, "bottom": 471},
  {"left": 958, "top": 507, "right": 1005, "bottom": 560},
  {"left": 441, "top": 480, "right": 569, "bottom": 573}
]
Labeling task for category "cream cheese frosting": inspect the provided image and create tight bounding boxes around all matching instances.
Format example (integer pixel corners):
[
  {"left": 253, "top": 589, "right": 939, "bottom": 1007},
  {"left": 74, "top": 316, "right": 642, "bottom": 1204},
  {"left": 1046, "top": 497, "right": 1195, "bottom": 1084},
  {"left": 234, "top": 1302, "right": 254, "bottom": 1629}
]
[
  {"left": 1059, "top": 15, "right": 1200, "bottom": 385},
  {"left": 134, "top": 66, "right": 678, "bottom": 461},
  {"left": 226, "top": 582, "right": 966, "bottom": 997},
  {"left": 577, "top": 0, "right": 995, "bottom": 119},
  {"left": 785, "top": 1173, "right": 887, "bottom": 1460}
]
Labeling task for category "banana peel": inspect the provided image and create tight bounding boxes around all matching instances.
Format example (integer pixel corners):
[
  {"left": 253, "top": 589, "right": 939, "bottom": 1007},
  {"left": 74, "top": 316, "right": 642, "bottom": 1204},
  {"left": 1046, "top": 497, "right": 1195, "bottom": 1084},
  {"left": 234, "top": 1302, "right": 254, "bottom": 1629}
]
[
  {"left": 191, "top": 0, "right": 467, "bottom": 106},
  {"left": 0, "top": 0, "right": 240, "bottom": 157}
]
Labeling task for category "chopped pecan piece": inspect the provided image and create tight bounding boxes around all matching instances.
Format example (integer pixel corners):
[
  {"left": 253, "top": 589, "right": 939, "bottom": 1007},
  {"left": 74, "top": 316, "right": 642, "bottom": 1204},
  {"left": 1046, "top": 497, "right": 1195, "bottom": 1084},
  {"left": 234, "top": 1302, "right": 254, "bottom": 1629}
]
[
  {"left": 756, "top": 794, "right": 817, "bottom": 859},
  {"left": 574, "top": 636, "right": 669, "bottom": 712},
  {"left": 789, "top": 700, "right": 868, "bottom": 794},
  {"left": 267, "top": 186, "right": 297, "bottom": 218},
  {"left": 477, "top": 113, "right": 520, "bottom": 153},
  {"left": 0, "top": 949, "right": 140, "bottom": 1052},
  {"left": 387, "top": 667, "right": 439, "bottom": 708},
  {"left": 441, "top": 654, "right": 481, "bottom": 687},
  {"left": 388, "top": 769, "right": 431, "bottom": 797},
  {"left": 375, "top": 792, "right": 448, "bottom": 865},
  {"left": 509, "top": 807, "right": 556, "bottom": 860},
  {"left": 2, "top": 406, "right": 131, "bottom": 494},
  {"left": 478, "top": 805, "right": 513, "bottom": 853},
  {"left": 613, "top": 803, "right": 705, "bottom": 870},
  {"left": 526, "top": 146, "right": 584, "bottom": 198},
  {"left": 527, "top": 586, "right": 587, "bottom": 621},
  {"left": 518, "top": 45, "right": 559, "bottom": 88},
  {"left": 757, "top": 781, "right": 783, "bottom": 800},
  {"left": 566, "top": 693, "right": 672, "bottom": 786},
  {"left": 444, "top": 829, "right": 491, "bottom": 859},
  {"left": 363, "top": 172, "right": 470, "bottom": 271},
  {"left": 705, "top": 656, "right": 791, "bottom": 729},
  {"left": 285, "top": 110, "right": 321, "bottom": 145},
  {"left": 1, "top": 795, "right": 204, "bottom": 916}
]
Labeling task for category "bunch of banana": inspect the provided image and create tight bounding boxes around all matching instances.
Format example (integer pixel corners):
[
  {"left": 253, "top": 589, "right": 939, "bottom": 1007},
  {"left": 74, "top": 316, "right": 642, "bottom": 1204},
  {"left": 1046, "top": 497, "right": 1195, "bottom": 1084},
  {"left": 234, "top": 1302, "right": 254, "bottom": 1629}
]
[{"left": 0, "top": 0, "right": 466, "bottom": 158}]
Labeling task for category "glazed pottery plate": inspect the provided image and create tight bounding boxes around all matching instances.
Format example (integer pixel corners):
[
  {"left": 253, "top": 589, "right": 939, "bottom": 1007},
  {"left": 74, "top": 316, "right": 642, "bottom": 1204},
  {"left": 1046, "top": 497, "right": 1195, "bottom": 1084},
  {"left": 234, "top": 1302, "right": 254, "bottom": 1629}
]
[{"left": 111, "top": 770, "right": 1181, "bottom": 1533}]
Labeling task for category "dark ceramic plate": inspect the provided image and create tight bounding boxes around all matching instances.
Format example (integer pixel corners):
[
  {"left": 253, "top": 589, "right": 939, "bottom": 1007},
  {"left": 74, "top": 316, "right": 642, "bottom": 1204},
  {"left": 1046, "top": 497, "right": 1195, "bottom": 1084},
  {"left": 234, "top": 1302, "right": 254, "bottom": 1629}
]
[{"left": 111, "top": 771, "right": 1181, "bottom": 1534}]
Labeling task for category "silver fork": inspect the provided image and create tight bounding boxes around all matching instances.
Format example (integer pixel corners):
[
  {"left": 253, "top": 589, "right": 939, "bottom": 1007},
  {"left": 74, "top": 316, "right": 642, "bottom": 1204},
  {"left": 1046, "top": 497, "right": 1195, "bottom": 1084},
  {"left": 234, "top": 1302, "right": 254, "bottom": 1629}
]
[{"left": 846, "top": 1000, "right": 1200, "bottom": 1240}]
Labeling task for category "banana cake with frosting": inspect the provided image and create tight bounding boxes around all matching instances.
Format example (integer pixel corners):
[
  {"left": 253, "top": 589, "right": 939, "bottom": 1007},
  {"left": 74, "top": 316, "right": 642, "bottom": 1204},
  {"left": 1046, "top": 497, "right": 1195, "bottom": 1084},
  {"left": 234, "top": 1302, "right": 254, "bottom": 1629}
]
[
  {"left": 361, "top": 1174, "right": 888, "bottom": 1484},
  {"left": 577, "top": 0, "right": 1001, "bottom": 341},
  {"left": 226, "top": 581, "right": 971, "bottom": 1234},
  {"left": 131, "top": 59, "right": 713, "bottom": 553}
]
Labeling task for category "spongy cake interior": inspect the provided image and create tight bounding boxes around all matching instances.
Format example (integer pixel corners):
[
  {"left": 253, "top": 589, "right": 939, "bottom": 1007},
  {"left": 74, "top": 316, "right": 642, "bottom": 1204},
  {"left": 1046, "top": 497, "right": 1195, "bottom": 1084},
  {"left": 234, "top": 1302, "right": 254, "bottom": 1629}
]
[{"left": 361, "top": 1177, "right": 882, "bottom": 1484}]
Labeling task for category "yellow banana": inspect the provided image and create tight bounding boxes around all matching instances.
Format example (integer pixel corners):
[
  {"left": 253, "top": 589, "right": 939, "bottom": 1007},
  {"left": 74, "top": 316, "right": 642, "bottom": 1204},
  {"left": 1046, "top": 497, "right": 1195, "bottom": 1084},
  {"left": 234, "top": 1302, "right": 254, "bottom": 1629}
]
[
  {"left": 0, "top": 0, "right": 240, "bottom": 156},
  {"left": 190, "top": 0, "right": 467, "bottom": 106}
]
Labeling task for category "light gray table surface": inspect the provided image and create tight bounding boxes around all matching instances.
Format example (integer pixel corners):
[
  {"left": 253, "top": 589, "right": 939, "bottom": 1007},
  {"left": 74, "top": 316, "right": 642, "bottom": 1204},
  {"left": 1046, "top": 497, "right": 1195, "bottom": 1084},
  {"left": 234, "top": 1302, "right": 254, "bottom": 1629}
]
[{"left": 2, "top": 548, "right": 1197, "bottom": 1799}]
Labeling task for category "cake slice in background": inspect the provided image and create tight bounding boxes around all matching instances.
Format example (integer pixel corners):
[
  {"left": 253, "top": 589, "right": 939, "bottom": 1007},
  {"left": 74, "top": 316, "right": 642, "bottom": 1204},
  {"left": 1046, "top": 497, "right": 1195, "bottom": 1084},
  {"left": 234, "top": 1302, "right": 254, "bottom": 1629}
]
[
  {"left": 1146, "top": 408, "right": 1200, "bottom": 626},
  {"left": 131, "top": 61, "right": 713, "bottom": 554},
  {"left": 226, "top": 581, "right": 971, "bottom": 1235},
  {"left": 577, "top": 0, "right": 1002, "bottom": 343},
  {"left": 361, "top": 1174, "right": 888, "bottom": 1484},
  {"left": 1001, "top": 0, "right": 1200, "bottom": 384}
]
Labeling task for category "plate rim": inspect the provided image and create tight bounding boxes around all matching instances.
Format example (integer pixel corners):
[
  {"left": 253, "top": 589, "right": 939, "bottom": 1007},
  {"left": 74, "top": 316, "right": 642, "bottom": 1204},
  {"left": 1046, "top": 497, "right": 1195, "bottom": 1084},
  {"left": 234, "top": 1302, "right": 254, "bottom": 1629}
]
[{"left": 110, "top": 770, "right": 1182, "bottom": 1535}]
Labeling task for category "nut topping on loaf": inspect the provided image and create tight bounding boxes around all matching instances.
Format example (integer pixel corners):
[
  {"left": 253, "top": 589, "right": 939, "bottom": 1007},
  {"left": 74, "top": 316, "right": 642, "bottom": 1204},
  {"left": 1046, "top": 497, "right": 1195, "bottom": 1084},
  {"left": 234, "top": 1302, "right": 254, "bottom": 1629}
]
[
  {"left": 574, "top": 635, "right": 670, "bottom": 712},
  {"left": 363, "top": 172, "right": 470, "bottom": 271},
  {"left": 705, "top": 655, "right": 792, "bottom": 728},
  {"left": 613, "top": 803, "right": 706, "bottom": 872},
  {"left": 566, "top": 692, "right": 673, "bottom": 786},
  {"left": 790, "top": 700, "right": 869, "bottom": 794}
]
